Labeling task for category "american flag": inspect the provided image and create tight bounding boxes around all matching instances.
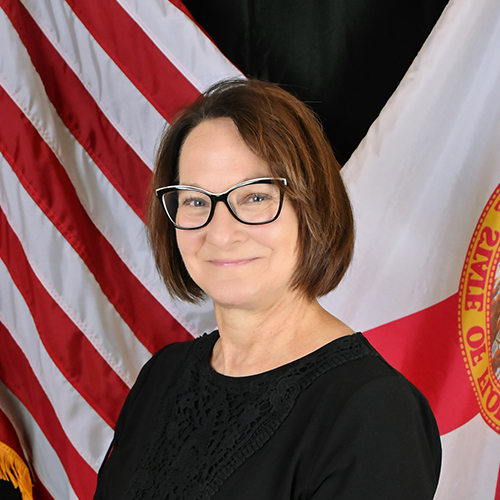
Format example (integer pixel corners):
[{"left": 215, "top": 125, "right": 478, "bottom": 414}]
[
  {"left": 0, "top": 0, "right": 236, "bottom": 497},
  {"left": 1, "top": 0, "right": 500, "bottom": 499}
]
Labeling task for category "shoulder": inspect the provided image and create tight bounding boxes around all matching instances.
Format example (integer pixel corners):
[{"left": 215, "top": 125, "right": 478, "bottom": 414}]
[
  {"left": 311, "top": 333, "right": 425, "bottom": 401},
  {"left": 307, "top": 333, "right": 439, "bottom": 441},
  {"left": 132, "top": 330, "right": 217, "bottom": 394},
  {"left": 144, "top": 330, "right": 217, "bottom": 375},
  {"left": 152, "top": 329, "right": 217, "bottom": 362},
  {"left": 302, "top": 334, "right": 441, "bottom": 499}
]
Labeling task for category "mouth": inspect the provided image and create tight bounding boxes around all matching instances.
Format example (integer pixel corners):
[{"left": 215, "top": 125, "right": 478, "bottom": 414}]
[{"left": 208, "top": 258, "right": 257, "bottom": 267}]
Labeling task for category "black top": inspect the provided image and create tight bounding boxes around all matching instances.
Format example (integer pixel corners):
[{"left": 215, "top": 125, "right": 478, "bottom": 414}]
[{"left": 94, "top": 332, "right": 441, "bottom": 499}]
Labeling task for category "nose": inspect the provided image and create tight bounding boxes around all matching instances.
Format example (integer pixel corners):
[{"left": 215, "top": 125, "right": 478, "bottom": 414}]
[{"left": 205, "top": 200, "right": 245, "bottom": 249}]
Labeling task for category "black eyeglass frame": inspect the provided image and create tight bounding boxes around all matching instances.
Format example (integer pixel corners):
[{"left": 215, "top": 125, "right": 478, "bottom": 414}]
[{"left": 156, "top": 177, "right": 288, "bottom": 230}]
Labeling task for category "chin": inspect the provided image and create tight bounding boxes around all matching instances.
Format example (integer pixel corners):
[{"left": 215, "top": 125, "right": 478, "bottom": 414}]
[
  {"left": 206, "top": 281, "right": 294, "bottom": 312},
  {"left": 203, "top": 282, "right": 263, "bottom": 309},
  {"left": 210, "top": 292, "right": 258, "bottom": 310}
]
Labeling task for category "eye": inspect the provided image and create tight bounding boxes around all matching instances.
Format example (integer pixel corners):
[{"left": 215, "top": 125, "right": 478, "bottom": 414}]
[
  {"left": 182, "top": 196, "right": 208, "bottom": 208},
  {"left": 244, "top": 193, "right": 270, "bottom": 203}
]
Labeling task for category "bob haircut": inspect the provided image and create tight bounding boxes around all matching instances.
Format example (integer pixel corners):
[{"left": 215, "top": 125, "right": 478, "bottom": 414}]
[{"left": 147, "top": 78, "right": 354, "bottom": 303}]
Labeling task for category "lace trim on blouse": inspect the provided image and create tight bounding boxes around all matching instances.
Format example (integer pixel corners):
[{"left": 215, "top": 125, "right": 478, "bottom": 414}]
[{"left": 124, "top": 332, "right": 375, "bottom": 500}]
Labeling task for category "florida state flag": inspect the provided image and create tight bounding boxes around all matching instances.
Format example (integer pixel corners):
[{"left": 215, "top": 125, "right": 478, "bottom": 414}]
[{"left": 323, "top": 0, "right": 500, "bottom": 498}]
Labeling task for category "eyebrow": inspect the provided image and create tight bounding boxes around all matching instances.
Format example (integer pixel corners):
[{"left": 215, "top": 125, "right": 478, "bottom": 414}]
[{"left": 177, "top": 176, "right": 269, "bottom": 190}]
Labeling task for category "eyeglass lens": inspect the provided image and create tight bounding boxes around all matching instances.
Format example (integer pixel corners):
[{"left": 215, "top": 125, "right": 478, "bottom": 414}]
[{"left": 163, "top": 182, "right": 282, "bottom": 228}]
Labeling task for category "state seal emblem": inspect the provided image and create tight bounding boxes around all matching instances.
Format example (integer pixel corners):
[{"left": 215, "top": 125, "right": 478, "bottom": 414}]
[{"left": 459, "top": 183, "right": 500, "bottom": 433}]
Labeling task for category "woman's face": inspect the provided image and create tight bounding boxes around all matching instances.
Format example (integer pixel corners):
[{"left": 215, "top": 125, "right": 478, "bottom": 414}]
[{"left": 176, "top": 118, "right": 299, "bottom": 311}]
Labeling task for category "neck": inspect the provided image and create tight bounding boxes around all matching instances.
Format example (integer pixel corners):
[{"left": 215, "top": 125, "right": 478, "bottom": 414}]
[{"left": 211, "top": 293, "right": 353, "bottom": 377}]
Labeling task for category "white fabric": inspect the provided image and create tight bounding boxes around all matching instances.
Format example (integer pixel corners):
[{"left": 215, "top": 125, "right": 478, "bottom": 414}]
[{"left": 435, "top": 414, "right": 500, "bottom": 500}]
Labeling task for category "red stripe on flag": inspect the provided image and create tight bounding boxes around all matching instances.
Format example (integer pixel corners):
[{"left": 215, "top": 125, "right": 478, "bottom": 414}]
[
  {"left": 0, "top": 207, "right": 128, "bottom": 427},
  {"left": 0, "top": 86, "right": 192, "bottom": 355},
  {"left": 2, "top": 0, "right": 153, "bottom": 219},
  {"left": 365, "top": 293, "right": 478, "bottom": 435},
  {"left": 0, "top": 407, "right": 23, "bottom": 458},
  {"left": 0, "top": 322, "right": 97, "bottom": 499},
  {"left": 65, "top": 0, "right": 201, "bottom": 121}
]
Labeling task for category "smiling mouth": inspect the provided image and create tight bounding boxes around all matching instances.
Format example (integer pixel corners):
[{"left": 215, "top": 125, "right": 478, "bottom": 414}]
[{"left": 208, "top": 258, "right": 257, "bottom": 267}]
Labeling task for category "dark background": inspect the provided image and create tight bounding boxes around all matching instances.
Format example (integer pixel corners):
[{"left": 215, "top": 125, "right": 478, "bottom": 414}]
[
  {"left": 1, "top": 478, "right": 22, "bottom": 500},
  {"left": 1, "top": 0, "right": 448, "bottom": 498},
  {"left": 184, "top": 0, "right": 448, "bottom": 164}
]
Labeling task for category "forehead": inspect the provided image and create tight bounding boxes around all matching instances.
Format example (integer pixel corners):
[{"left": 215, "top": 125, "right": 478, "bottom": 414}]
[{"left": 178, "top": 118, "right": 271, "bottom": 190}]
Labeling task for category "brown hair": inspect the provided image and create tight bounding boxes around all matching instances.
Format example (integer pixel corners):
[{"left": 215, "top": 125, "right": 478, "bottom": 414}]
[{"left": 147, "top": 78, "right": 354, "bottom": 303}]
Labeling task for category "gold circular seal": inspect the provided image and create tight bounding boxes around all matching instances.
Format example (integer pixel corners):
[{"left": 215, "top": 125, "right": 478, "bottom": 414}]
[{"left": 459, "top": 184, "right": 500, "bottom": 432}]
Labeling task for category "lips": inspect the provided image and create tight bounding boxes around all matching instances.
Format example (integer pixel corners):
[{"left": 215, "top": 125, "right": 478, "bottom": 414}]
[{"left": 208, "top": 258, "right": 257, "bottom": 267}]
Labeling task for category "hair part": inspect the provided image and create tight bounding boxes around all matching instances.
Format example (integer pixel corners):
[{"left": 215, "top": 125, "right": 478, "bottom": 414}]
[{"left": 147, "top": 78, "right": 354, "bottom": 303}]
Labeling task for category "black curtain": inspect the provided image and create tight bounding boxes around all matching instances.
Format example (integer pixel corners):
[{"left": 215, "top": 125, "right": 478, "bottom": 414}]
[{"left": 184, "top": 0, "right": 449, "bottom": 163}]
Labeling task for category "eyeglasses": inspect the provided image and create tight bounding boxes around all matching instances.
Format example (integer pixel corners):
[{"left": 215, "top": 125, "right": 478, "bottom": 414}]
[{"left": 156, "top": 177, "right": 288, "bottom": 230}]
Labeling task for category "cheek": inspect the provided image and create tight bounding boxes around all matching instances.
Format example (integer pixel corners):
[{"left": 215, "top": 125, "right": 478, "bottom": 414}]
[{"left": 255, "top": 219, "right": 299, "bottom": 268}]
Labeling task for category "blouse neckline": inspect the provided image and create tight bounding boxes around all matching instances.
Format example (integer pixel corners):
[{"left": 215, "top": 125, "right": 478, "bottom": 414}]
[{"left": 202, "top": 330, "right": 364, "bottom": 386}]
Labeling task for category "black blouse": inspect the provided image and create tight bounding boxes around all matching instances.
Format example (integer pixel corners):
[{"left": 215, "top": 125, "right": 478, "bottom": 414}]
[{"left": 94, "top": 332, "right": 441, "bottom": 499}]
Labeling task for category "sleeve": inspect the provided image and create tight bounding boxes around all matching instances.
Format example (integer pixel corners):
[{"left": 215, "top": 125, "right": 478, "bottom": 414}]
[{"left": 307, "top": 375, "right": 442, "bottom": 500}]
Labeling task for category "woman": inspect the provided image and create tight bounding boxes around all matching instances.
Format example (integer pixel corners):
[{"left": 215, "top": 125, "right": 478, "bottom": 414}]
[{"left": 94, "top": 79, "right": 441, "bottom": 499}]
